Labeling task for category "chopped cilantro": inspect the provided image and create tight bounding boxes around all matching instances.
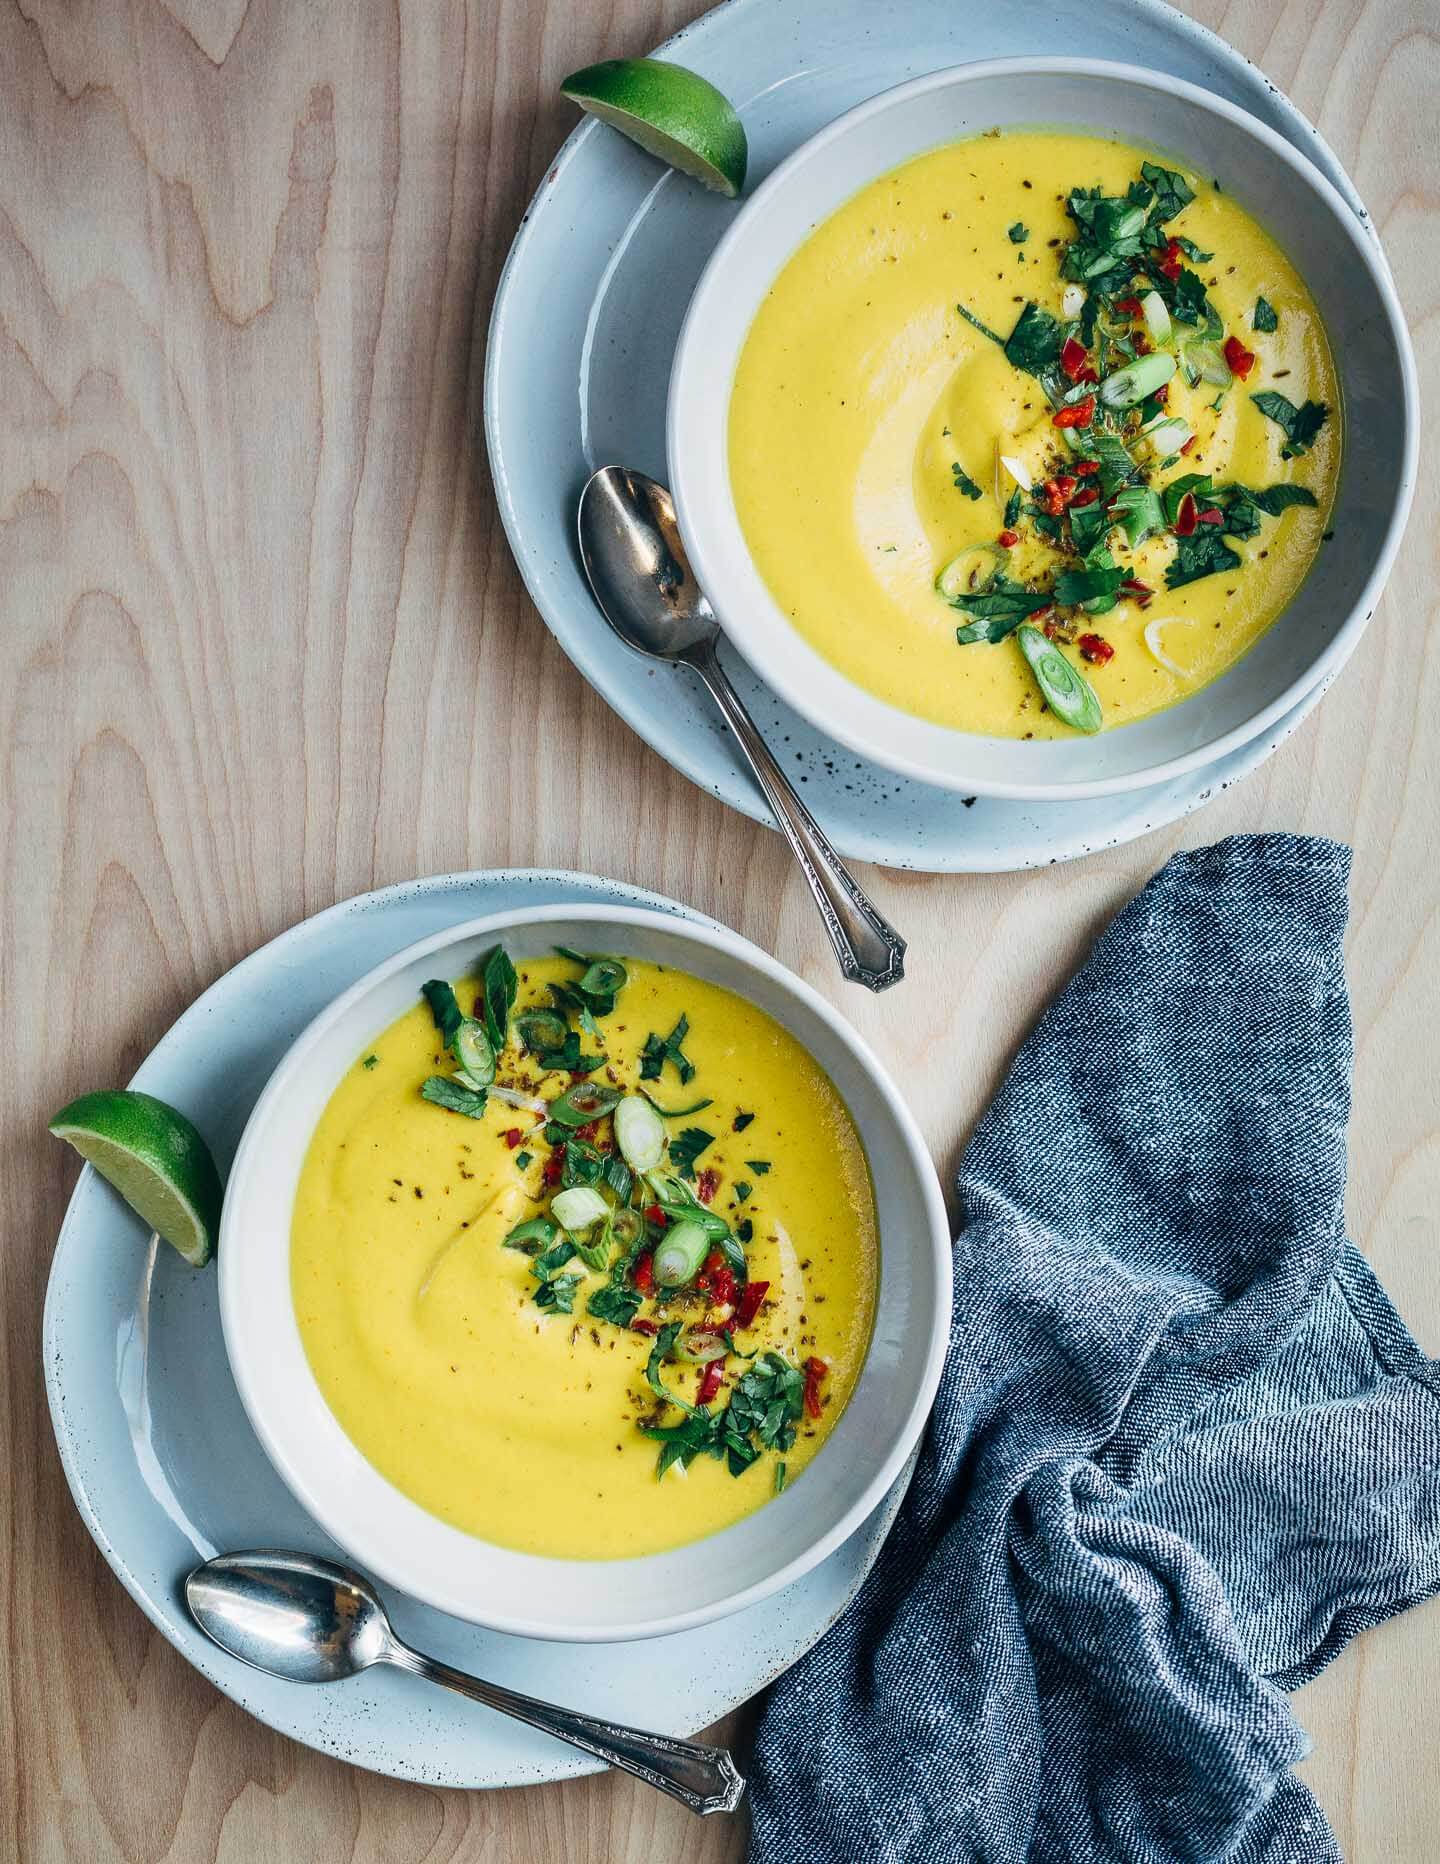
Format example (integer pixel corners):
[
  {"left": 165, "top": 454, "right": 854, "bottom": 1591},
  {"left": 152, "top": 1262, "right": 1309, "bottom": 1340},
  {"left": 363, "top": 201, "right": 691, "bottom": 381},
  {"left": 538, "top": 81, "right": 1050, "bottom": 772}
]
[
  {"left": 1054, "top": 561, "right": 1124, "bottom": 607},
  {"left": 515, "top": 1149, "right": 532, "bottom": 1170},
  {"left": 362, "top": 1054, "right": 378, "bottom": 1070},
  {"left": 1251, "top": 391, "right": 1328, "bottom": 458},
  {"left": 1232, "top": 482, "right": 1318, "bottom": 516},
  {"left": 955, "top": 301, "right": 1005, "bottom": 347},
  {"left": 533, "top": 1273, "right": 582, "bottom": 1314},
  {"left": 419, "top": 1075, "right": 488, "bottom": 1118},
  {"left": 951, "top": 462, "right": 984, "bottom": 501},
  {"left": 1166, "top": 528, "right": 1243, "bottom": 589},
  {"left": 1252, "top": 296, "right": 1279, "bottom": 333},
  {"left": 1008, "top": 221, "right": 1029, "bottom": 244},
  {"left": 669, "top": 1126, "right": 716, "bottom": 1180},
  {"left": 745, "top": 1159, "right": 771, "bottom": 1176},
  {"left": 639, "top": 1014, "right": 696, "bottom": 1086},
  {"left": 587, "top": 1280, "right": 642, "bottom": 1329},
  {"left": 1003, "top": 487, "right": 1023, "bottom": 530},
  {"left": 1003, "top": 301, "right": 1064, "bottom": 377},
  {"left": 420, "top": 980, "right": 463, "bottom": 1049},
  {"left": 1140, "top": 159, "right": 1196, "bottom": 223},
  {"left": 475, "top": 946, "right": 517, "bottom": 1051},
  {"left": 953, "top": 578, "right": 1054, "bottom": 644},
  {"left": 734, "top": 1180, "right": 753, "bottom": 1204},
  {"left": 732, "top": 1110, "right": 756, "bottom": 1132}
]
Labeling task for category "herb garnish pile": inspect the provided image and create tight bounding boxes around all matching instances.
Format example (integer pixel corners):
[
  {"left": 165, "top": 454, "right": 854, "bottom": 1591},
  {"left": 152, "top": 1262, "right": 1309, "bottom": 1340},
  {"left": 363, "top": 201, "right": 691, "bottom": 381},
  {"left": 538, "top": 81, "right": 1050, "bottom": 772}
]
[
  {"left": 946, "top": 159, "right": 1328, "bottom": 732},
  {"left": 415, "top": 949, "right": 830, "bottom": 1484}
]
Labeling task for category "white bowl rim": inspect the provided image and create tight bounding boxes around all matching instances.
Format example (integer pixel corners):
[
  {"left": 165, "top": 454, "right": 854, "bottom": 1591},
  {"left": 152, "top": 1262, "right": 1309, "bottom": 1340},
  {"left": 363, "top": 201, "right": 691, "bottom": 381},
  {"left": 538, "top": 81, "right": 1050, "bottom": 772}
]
[
  {"left": 667, "top": 54, "right": 1419, "bottom": 801},
  {"left": 218, "top": 900, "right": 952, "bottom": 1641}
]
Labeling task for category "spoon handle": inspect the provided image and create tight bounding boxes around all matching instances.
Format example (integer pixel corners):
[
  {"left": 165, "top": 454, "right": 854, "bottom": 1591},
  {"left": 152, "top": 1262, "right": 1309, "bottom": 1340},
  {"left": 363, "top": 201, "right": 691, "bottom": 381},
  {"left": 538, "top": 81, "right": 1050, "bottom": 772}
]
[
  {"left": 688, "top": 643, "right": 906, "bottom": 991},
  {"left": 384, "top": 1642, "right": 745, "bottom": 1816}
]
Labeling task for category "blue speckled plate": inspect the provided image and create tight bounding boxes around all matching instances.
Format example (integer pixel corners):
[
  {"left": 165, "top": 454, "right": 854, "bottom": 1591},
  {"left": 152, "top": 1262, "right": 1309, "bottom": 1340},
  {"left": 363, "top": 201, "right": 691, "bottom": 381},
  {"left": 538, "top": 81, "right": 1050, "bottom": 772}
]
[
  {"left": 485, "top": 0, "right": 1381, "bottom": 872},
  {"left": 44, "top": 870, "right": 913, "bottom": 1789}
]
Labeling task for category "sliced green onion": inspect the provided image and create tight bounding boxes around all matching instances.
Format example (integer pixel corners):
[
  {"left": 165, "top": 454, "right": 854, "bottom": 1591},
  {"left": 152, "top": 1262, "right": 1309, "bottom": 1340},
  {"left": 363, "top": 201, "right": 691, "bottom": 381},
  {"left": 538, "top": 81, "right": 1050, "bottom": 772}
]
[
  {"left": 503, "top": 1216, "right": 557, "bottom": 1253},
  {"left": 515, "top": 1009, "right": 569, "bottom": 1054},
  {"left": 548, "top": 1081, "right": 621, "bottom": 1126},
  {"left": 551, "top": 1186, "right": 608, "bottom": 1234},
  {"left": 452, "top": 1019, "right": 495, "bottom": 1087},
  {"left": 1060, "top": 282, "right": 1087, "bottom": 320},
  {"left": 578, "top": 958, "right": 627, "bottom": 997},
  {"left": 608, "top": 1206, "right": 645, "bottom": 1250},
  {"left": 615, "top": 1095, "right": 666, "bottom": 1172},
  {"left": 1109, "top": 485, "right": 1166, "bottom": 548},
  {"left": 652, "top": 1219, "right": 711, "bottom": 1289},
  {"left": 936, "top": 543, "right": 1009, "bottom": 603},
  {"left": 640, "top": 1088, "right": 715, "bottom": 1119},
  {"left": 1098, "top": 350, "right": 1177, "bottom": 409},
  {"left": 1183, "top": 340, "right": 1232, "bottom": 388},
  {"left": 1141, "top": 416, "right": 1192, "bottom": 457},
  {"left": 673, "top": 1326, "right": 729, "bottom": 1364},
  {"left": 998, "top": 453, "right": 1033, "bottom": 493},
  {"left": 1016, "top": 624, "right": 1103, "bottom": 734},
  {"left": 1140, "top": 290, "right": 1171, "bottom": 347}
]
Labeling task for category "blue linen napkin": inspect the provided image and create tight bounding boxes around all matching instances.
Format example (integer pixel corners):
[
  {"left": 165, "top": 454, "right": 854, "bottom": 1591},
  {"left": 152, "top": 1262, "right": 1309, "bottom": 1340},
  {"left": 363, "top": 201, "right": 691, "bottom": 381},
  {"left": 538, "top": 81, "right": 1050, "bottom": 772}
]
[{"left": 748, "top": 835, "right": 1440, "bottom": 1864}]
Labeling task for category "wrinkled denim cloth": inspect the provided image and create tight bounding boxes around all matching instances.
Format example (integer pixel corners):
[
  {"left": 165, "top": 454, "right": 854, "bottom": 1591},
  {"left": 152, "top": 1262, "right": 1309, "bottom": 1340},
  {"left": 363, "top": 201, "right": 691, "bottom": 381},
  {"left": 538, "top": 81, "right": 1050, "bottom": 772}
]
[{"left": 748, "top": 836, "right": 1440, "bottom": 1864}]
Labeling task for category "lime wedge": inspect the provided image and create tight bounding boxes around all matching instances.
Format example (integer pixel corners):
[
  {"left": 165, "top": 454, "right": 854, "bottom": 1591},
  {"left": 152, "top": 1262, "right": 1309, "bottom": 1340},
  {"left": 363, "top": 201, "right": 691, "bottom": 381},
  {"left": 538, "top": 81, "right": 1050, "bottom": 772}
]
[
  {"left": 561, "top": 58, "right": 747, "bottom": 198},
  {"left": 50, "top": 1089, "right": 224, "bottom": 1266}
]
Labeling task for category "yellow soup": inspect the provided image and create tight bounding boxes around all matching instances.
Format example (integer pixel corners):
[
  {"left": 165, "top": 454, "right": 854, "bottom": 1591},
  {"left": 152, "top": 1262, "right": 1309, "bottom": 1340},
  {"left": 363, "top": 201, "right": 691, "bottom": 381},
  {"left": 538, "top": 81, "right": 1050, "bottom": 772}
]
[
  {"left": 292, "top": 955, "right": 877, "bottom": 1559},
  {"left": 729, "top": 131, "right": 1340, "bottom": 737}
]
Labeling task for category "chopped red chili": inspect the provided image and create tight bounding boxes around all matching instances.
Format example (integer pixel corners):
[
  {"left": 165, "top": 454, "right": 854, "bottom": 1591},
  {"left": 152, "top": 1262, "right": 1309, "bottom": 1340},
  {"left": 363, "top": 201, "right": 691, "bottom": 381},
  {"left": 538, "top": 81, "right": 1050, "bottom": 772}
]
[
  {"left": 1179, "top": 434, "right": 1198, "bottom": 455},
  {"left": 696, "top": 1167, "right": 720, "bottom": 1206},
  {"left": 1121, "top": 577, "right": 1153, "bottom": 596},
  {"left": 1222, "top": 335, "right": 1256, "bottom": 379},
  {"left": 1114, "top": 295, "right": 1144, "bottom": 314},
  {"left": 643, "top": 1203, "right": 667, "bottom": 1227},
  {"left": 542, "top": 1148, "right": 565, "bottom": 1185},
  {"left": 1052, "top": 395, "right": 1095, "bottom": 429},
  {"left": 997, "top": 528, "right": 1020, "bottom": 548},
  {"left": 731, "top": 1279, "right": 771, "bottom": 1331},
  {"left": 710, "top": 1266, "right": 737, "bottom": 1310},
  {"left": 802, "top": 1356, "right": 829, "bottom": 1420},
  {"left": 573, "top": 1120, "right": 599, "bottom": 1143},
  {"left": 632, "top": 1251, "right": 654, "bottom": 1294},
  {"left": 1174, "top": 493, "right": 1199, "bottom": 538},
  {"left": 1078, "top": 633, "right": 1115, "bottom": 665},
  {"left": 503, "top": 1127, "right": 523, "bottom": 1149},
  {"left": 1054, "top": 473, "right": 1077, "bottom": 500},
  {"left": 630, "top": 1317, "right": 659, "bottom": 1336},
  {"left": 1074, "top": 458, "right": 1100, "bottom": 476},
  {"left": 1060, "top": 335, "right": 1089, "bottom": 380},
  {"left": 697, "top": 1360, "right": 725, "bottom": 1406},
  {"left": 1077, "top": 364, "right": 1099, "bottom": 384},
  {"left": 1133, "top": 332, "right": 1152, "bottom": 356},
  {"left": 1197, "top": 508, "right": 1225, "bottom": 526},
  {"left": 1067, "top": 485, "right": 1099, "bottom": 508},
  {"left": 1157, "top": 240, "right": 1183, "bottom": 280}
]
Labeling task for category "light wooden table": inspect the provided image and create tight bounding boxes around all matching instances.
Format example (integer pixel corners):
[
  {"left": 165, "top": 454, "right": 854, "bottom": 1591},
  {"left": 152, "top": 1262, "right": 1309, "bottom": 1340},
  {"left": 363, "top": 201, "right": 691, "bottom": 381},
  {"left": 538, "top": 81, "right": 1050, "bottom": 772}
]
[{"left": 4, "top": 0, "right": 1436, "bottom": 1857}]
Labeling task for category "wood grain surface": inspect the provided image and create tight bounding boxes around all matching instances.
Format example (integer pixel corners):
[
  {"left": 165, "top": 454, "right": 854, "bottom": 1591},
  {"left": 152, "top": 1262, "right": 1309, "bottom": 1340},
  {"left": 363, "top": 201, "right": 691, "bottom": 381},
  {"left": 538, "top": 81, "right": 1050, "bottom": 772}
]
[{"left": 3, "top": 0, "right": 1436, "bottom": 1857}]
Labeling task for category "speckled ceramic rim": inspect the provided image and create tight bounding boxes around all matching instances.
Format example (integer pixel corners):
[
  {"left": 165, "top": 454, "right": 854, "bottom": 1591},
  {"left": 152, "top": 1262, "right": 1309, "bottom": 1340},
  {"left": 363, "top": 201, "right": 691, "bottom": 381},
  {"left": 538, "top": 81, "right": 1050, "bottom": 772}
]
[
  {"left": 668, "top": 56, "right": 1418, "bottom": 801},
  {"left": 218, "top": 901, "right": 951, "bottom": 1642}
]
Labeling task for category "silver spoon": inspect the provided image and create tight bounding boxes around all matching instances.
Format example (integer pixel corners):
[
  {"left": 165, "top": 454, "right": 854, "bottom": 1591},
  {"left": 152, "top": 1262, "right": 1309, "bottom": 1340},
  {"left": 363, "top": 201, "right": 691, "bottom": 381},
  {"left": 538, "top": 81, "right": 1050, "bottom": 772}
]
[
  {"left": 577, "top": 466, "right": 906, "bottom": 992},
  {"left": 185, "top": 1549, "right": 745, "bottom": 1816}
]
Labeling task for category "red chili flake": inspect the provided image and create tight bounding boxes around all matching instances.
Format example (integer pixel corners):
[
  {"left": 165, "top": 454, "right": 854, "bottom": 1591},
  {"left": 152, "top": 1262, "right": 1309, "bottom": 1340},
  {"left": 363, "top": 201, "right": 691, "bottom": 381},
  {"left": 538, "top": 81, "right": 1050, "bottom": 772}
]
[
  {"left": 630, "top": 1317, "right": 659, "bottom": 1336},
  {"left": 1174, "top": 493, "right": 1199, "bottom": 537},
  {"left": 802, "top": 1357, "right": 829, "bottom": 1420},
  {"left": 997, "top": 528, "right": 1020, "bottom": 548},
  {"left": 1114, "top": 295, "right": 1144, "bottom": 315},
  {"left": 542, "top": 1148, "right": 565, "bottom": 1185},
  {"left": 643, "top": 1203, "right": 667, "bottom": 1227},
  {"left": 696, "top": 1168, "right": 720, "bottom": 1206},
  {"left": 1179, "top": 434, "right": 1198, "bottom": 454},
  {"left": 574, "top": 1120, "right": 599, "bottom": 1143},
  {"left": 503, "top": 1127, "right": 523, "bottom": 1149},
  {"left": 1042, "top": 616, "right": 1061, "bottom": 640},
  {"left": 1223, "top": 335, "right": 1256, "bottom": 379},
  {"left": 1154, "top": 384, "right": 1169, "bottom": 404},
  {"left": 1121, "top": 577, "right": 1153, "bottom": 596},
  {"left": 1052, "top": 395, "right": 1095, "bottom": 429},
  {"left": 1054, "top": 474, "right": 1077, "bottom": 500},
  {"left": 1060, "top": 336, "right": 1089, "bottom": 380},
  {"left": 1077, "top": 365, "right": 1099, "bottom": 384},
  {"left": 1068, "top": 485, "right": 1099, "bottom": 508},
  {"left": 1157, "top": 240, "right": 1183, "bottom": 280},
  {"left": 1133, "top": 332, "right": 1152, "bottom": 356},
  {"left": 731, "top": 1280, "right": 770, "bottom": 1331},
  {"left": 697, "top": 1360, "right": 725, "bottom": 1406},
  {"left": 1074, "top": 459, "right": 1100, "bottom": 476},
  {"left": 710, "top": 1267, "right": 737, "bottom": 1310},
  {"left": 1197, "top": 508, "right": 1225, "bottom": 526},
  {"left": 702, "top": 1249, "right": 726, "bottom": 1277},
  {"left": 632, "top": 1252, "right": 654, "bottom": 1294},
  {"left": 1078, "top": 633, "right": 1115, "bottom": 665}
]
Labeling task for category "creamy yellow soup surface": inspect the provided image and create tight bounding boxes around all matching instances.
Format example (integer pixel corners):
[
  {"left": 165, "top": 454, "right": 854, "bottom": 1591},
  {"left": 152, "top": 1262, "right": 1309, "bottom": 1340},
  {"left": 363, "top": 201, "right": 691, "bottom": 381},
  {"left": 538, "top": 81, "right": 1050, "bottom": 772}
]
[
  {"left": 292, "top": 956, "right": 877, "bottom": 1559},
  {"left": 729, "top": 131, "right": 1340, "bottom": 737}
]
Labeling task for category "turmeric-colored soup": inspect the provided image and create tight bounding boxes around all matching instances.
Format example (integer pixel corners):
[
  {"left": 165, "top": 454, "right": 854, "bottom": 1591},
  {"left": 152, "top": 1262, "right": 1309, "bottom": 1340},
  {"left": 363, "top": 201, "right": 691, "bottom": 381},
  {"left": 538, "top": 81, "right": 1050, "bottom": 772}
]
[
  {"left": 291, "top": 948, "right": 877, "bottom": 1559},
  {"left": 728, "top": 131, "right": 1340, "bottom": 738}
]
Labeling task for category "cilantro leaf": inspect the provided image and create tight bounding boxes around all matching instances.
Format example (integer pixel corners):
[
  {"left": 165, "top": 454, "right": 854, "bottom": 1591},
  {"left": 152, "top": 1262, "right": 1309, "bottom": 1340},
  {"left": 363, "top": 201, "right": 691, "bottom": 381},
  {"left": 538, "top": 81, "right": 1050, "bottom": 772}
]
[
  {"left": 1251, "top": 391, "right": 1328, "bottom": 458},
  {"left": 419, "top": 1075, "right": 488, "bottom": 1118},
  {"left": 1232, "top": 482, "right": 1318, "bottom": 515},
  {"left": 955, "top": 301, "right": 1006, "bottom": 347},
  {"left": 1008, "top": 221, "right": 1029, "bottom": 244},
  {"left": 1055, "top": 562, "right": 1124, "bottom": 607},
  {"left": 668, "top": 1126, "right": 716, "bottom": 1180},
  {"left": 639, "top": 1014, "right": 695, "bottom": 1085},
  {"left": 533, "top": 1273, "right": 582, "bottom": 1314},
  {"left": 1252, "top": 296, "right": 1279, "bottom": 333},
  {"left": 1003, "top": 487, "right": 1023, "bottom": 529},
  {"left": 1004, "top": 302, "right": 1064, "bottom": 377},
  {"left": 953, "top": 578, "right": 1054, "bottom": 644},
  {"left": 421, "top": 980, "right": 463, "bottom": 1049},
  {"left": 475, "top": 946, "right": 517, "bottom": 1052},
  {"left": 1166, "top": 529, "right": 1243, "bottom": 589},
  {"left": 1140, "top": 160, "right": 1195, "bottom": 223},
  {"left": 587, "top": 1280, "right": 642, "bottom": 1329},
  {"left": 951, "top": 462, "right": 984, "bottom": 500},
  {"left": 728, "top": 1353, "right": 806, "bottom": 1453}
]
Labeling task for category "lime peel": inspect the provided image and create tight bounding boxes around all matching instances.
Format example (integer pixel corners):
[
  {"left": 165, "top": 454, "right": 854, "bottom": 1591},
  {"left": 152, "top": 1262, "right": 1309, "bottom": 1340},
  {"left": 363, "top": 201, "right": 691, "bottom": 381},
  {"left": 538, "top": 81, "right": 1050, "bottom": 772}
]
[
  {"left": 561, "top": 57, "right": 747, "bottom": 198},
  {"left": 49, "top": 1088, "right": 223, "bottom": 1267}
]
